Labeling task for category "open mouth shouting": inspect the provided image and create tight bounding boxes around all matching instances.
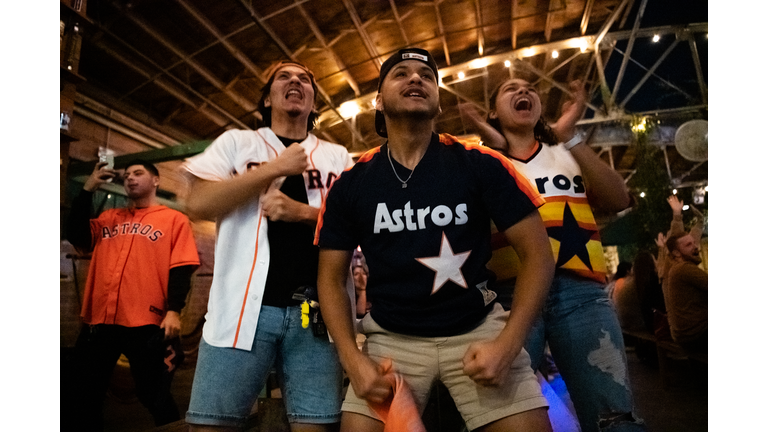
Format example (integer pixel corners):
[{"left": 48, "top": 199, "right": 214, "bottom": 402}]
[
  {"left": 286, "top": 88, "right": 303, "bottom": 100},
  {"left": 514, "top": 96, "right": 533, "bottom": 112}
]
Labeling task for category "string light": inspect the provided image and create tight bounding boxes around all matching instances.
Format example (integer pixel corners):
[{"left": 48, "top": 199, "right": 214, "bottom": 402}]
[
  {"left": 631, "top": 117, "right": 647, "bottom": 133},
  {"left": 652, "top": 34, "right": 660, "bottom": 42},
  {"left": 458, "top": 71, "right": 465, "bottom": 79},
  {"left": 504, "top": 60, "right": 511, "bottom": 67},
  {"left": 552, "top": 50, "right": 559, "bottom": 58},
  {"left": 640, "top": 192, "right": 646, "bottom": 198}
]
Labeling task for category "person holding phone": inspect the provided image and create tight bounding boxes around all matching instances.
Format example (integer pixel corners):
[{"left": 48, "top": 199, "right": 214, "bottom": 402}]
[{"left": 65, "top": 159, "right": 200, "bottom": 431}]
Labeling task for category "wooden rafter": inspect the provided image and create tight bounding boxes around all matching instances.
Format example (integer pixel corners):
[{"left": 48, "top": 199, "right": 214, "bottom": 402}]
[
  {"left": 341, "top": 0, "right": 382, "bottom": 70},
  {"left": 511, "top": 0, "right": 518, "bottom": 49},
  {"left": 389, "top": 0, "right": 411, "bottom": 46},
  {"left": 474, "top": 0, "right": 484, "bottom": 56},
  {"left": 434, "top": 1, "right": 451, "bottom": 65},
  {"left": 581, "top": 0, "right": 595, "bottom": 35},
  {"left": 295, "top": 2, "right": 361, "bottom": 96},
  {"left": 235, "top": 0, "right": 365, "bottom": 143}
]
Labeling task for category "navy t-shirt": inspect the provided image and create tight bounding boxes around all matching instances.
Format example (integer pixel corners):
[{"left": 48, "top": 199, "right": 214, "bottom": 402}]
[{"left": 317, "top": 133, "right": 543, "bottom": 337}]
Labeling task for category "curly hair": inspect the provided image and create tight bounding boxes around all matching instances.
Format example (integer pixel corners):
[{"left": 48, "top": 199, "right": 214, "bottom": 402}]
[{"left": 486, "top": 78, "right": 560, "bottom": 146}]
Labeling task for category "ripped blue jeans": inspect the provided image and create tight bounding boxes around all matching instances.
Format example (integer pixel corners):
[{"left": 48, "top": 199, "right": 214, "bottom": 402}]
[{"left": 522, "top": 273, "right": 646, "bottom": 432}]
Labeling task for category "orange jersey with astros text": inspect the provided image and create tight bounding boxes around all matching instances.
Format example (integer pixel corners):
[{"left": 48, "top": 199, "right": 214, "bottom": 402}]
[{"left": 80, "top": 205, "right": 200, "bottom": 327}]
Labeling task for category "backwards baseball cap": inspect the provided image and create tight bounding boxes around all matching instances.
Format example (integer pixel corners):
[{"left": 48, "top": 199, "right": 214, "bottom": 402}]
[{"left": 375, "top": 48, "right": 440, "bottom": 137}]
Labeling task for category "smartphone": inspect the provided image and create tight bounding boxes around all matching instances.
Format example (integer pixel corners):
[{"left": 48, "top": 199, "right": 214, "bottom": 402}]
[
  {"left": 98, "top": 147, "right": 115, "bottom": 182},
  {"left": 98, "top": 147, "right": 115, "bottom": 170}
]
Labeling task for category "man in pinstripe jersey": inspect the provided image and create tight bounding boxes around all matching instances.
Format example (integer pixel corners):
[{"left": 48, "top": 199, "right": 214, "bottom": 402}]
[{"left": 183, "top": 61, "right": 353, "bottom": 432}]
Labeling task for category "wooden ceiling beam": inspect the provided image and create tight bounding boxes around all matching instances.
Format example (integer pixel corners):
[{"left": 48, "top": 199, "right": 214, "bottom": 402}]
[
  {"left": 388, "top": 0, "right": 411, "bottom": 46},
  {"left": 474, "top": 0, "right": 484, "bottom": 56},
  {"left": 341, "top": 0, "right": 382, "bottom": 70},
  {"left": 511, "top": 0, "right": 519, "bottom": 49},
  {"left": 122, "top": 6, "right": 262, "bottom": 123},
  {"left": 595, "top": 0, "right": 632, "bottom": 47},
  {"left": 544, "top": 0, "right": 557, "bottom": 43},
  {"left": 235, "top": 0, "right": 366, "bottom": 144},
  {"left": 433, "top": 1, "right": 451, "bottom": 65},
  {"left": 260, "top": 0, "right": 311, "bottom": 21},
  {"left": 175, "top": 0, "right": 267, "bottom": 86},
  {"left": 295, "top": 2, "right": 361, "bottom": 97},
  {"left": 581, "top": 0, "right": 595, "bottom": 35},
  {"left": 119, "top": 22, "right": 257, "bottom": 102},
  {"left": 89, "top": 33, "right": 240, "bottom": 129}
]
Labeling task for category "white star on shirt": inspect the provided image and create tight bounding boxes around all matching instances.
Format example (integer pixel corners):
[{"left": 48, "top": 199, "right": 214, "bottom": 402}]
[{"left": 416, "top": 233, "right": 471, "bottom": 295}]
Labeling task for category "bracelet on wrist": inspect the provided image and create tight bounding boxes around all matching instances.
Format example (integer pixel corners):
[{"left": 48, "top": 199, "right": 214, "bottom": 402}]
[{"left": 563, "top": 132, "right": 585, "bottom": 150}]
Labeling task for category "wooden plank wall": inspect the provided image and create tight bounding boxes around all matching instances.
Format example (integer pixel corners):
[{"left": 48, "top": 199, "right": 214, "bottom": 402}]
[{"left": 66, "top": 114, "right": 189, "bottom": 201}]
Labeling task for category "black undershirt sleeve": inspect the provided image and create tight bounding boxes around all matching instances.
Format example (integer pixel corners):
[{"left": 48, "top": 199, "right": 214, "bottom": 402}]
[
  {"left": 167, "top": 265, "right": 197, "bottom": 312},
  {"left": 66, "top": 189, "right": 95, "bottom": 252}
]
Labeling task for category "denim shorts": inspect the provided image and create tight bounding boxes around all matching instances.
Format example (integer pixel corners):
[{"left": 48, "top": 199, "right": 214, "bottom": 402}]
[
  {"left": 343, "top": 303, "right": 548, "bottom": 430},
  {"left": 186, "top": 305, "right": 343, "bottom": 428}
]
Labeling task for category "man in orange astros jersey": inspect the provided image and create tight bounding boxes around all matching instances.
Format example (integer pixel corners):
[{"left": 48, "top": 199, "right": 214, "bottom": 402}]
[{"left": 66, "top": 159, "right": 200, "bottom": 431}]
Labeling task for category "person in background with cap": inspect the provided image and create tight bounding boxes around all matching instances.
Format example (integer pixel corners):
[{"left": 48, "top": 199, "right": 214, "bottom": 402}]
[
  {"left": 316, "top": 48, "right": 555, "bottom": 431},
  {"left": 65, "top": 160, "right": 200, "bottom": 431},
  {"left": 182, "top": 61, "right": 353, "bottom": 431}
]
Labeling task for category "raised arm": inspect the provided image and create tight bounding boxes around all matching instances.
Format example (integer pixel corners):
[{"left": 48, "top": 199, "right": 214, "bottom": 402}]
[
  {"left": 317, "top": 248, "right": 392, "bottom": 404},
  {"left": 458, "top": 103, "right": 509, "bottom": 154},
  {"left": 550, "top": 80, "right": 588, "bottom": 143},
  {"left": 66, "top": 161, "right": 117, "bottom": 252},
  {"left": 568, "top": 128, "right": 631, "bottom": 213},
  {"left": 666, "top": 195, "right": 686, "bottom": 237},
  {"left": 185, "top": 143, "right": 309, "bottom": 221},
  {"left": 462, "top": 211, "right": 554, "bottom": 386}
]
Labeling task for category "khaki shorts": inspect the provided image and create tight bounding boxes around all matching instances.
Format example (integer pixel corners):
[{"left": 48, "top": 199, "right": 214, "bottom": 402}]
[{"left": 343, "top": 303, "right": 548, "bottom": 430}]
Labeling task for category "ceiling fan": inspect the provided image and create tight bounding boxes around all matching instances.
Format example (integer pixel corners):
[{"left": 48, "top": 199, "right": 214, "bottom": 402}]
[{"left": 674, "top": 119, "right": 708, "bottom": 162}]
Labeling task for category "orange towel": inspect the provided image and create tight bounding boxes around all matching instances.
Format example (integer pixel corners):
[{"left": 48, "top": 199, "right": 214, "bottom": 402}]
[{"left": 368, "top": 359, "right": 426, "bottom": 432}]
